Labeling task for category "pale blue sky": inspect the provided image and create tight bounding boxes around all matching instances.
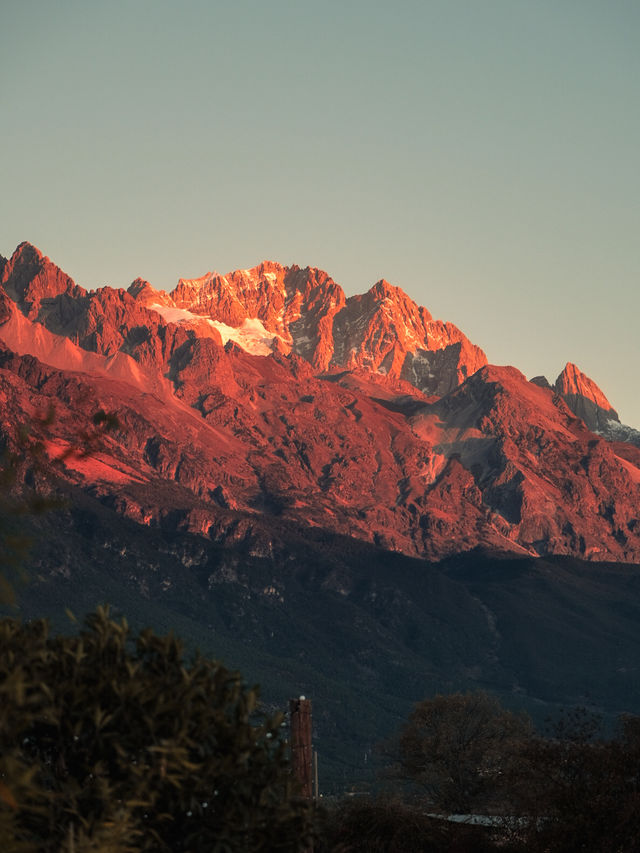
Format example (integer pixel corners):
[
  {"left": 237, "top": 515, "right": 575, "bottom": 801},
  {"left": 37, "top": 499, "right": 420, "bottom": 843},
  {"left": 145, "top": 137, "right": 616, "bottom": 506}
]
[{"left": 2, "top": 1, "right": 639, "bottom": 426}]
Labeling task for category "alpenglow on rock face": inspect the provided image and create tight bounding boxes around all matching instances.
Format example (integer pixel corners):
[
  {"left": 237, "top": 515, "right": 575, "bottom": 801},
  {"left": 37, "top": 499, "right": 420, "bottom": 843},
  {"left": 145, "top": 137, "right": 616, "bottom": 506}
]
[
  {"left": 554, "top": 362, "right": 619, "bottom": 434},
  {"left": 1, "top": 241, "right": 639, "bottom": 565},
  {"left": 0, "top": 245, "right": 486, "bottom": 394},
  {"left": 166, "top": 262, "right": 488, "bottom": 395}
]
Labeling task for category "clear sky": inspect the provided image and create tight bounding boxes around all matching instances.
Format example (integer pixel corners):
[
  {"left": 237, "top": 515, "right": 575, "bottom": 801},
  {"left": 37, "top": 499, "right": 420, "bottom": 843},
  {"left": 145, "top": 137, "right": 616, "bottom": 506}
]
[{"left": 2, "top": 1, "right": 639, "bottom": 426}]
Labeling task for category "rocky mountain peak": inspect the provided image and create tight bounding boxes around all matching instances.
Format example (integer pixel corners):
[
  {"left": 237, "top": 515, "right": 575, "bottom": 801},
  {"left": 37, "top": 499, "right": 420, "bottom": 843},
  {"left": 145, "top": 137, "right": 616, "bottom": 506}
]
[
  {"left": 1, "top": 241, "right": 86, "bottom": 320},
  {"left": 11, "top": 240, "right": 44, "bottom": 263},
  {"left": 170, "top": 263, "right": 290, "bottom": 335},
  {"left": 368, "top": 277, "right": 410, "bottom": 302},
  {"left": 364, "top": 277, "right": 429, "bottom": 316},
  {"left": 555, "top": 363, "right": 616, "bottom": 411},
  {"left": 128, "top": 278, "right": 175, "bottom": 308},
  {"left": 529, "top": 375, "right": 552, "bottom": 390},
  {"left": 554, "top": 362, "right": 619, "bottom": 433},
  {"left": 0, "top": 243, "right": 490, "bottom": 400},
  {"left": 331, "top": 279, "right": 486, "bottom": 395},
  {"left": 1, "top": 242, "right": 44, "bottom": 290}
]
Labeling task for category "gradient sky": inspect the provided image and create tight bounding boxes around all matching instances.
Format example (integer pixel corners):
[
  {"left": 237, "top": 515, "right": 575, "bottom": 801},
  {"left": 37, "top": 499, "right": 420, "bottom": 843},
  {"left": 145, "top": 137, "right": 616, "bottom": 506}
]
[{"left": 2, "top": 1, "right": 639, "bottom": 426}]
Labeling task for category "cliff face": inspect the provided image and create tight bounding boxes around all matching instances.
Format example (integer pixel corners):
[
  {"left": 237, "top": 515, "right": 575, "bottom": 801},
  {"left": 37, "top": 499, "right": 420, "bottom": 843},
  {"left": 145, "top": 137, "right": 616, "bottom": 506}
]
[
  {"left": 1, "top": 242, "right": 639, "bottom": 565},
  {"left": 0, "top": 242, "right": 86, "bottom": 321},
  {"left": 330, "top": 279, "right": 487, "bottom": 395},
  {"left": 554, "top": 362, "right": 619, "bottom": 433},
  {"left": 169, "top": 262, "right": 487, "bottom": 387}
]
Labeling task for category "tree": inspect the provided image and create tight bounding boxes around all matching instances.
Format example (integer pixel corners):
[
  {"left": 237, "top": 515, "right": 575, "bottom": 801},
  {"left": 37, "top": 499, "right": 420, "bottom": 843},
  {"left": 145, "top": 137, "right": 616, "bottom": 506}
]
[
  {"left": 397, "top": 691, "right": 530, "bottom": 813},
  {"left": 0, "top": 608, "right": 313, "bottom": 852},
  {"left": 505, "top": 708, "right": 640, "bottom": 852}
]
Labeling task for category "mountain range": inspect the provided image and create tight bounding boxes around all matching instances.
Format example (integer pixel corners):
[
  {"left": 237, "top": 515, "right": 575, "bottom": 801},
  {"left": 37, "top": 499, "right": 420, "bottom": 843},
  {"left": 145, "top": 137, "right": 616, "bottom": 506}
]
[
  {"left": 2, "top": 241, "right": 640, "bottom": 789},
  {"left": 2, "top": 240, "right": 639, "bottom": 563}
]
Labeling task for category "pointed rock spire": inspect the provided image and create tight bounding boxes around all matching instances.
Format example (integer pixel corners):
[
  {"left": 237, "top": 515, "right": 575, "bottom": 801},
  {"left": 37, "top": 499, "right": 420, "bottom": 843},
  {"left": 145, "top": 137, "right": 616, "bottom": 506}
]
[
  {"left": 1, "top": 241, "right": 85, "bottom": 319},
  {"left": 554, "top": 362, "right": 619, "bottom": 432}
]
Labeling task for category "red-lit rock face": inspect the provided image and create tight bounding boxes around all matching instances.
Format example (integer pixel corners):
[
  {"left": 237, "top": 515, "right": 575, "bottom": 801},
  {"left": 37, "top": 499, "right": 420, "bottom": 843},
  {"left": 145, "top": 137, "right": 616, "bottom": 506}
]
[
  {"left": 0, "top": 242, "right": 85, "bottom": 320},
  {"left": 2, "top": 244, "right": 487, "bottom": 396},
  {"left": 1, "top": 242, "right": 639, "bottom": 564},
  {"left": 330, "top": 280, "right": 487, "bottom": 395},
  {"left": 169, "top": 263, "right": 486, "bottom": 389},
  {"left": 554, "top": 362, "right": 619, "bottom": 433}
]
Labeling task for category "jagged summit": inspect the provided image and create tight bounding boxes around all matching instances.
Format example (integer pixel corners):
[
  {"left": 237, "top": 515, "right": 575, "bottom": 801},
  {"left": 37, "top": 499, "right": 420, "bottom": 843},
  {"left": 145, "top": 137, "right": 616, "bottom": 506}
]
[
  {"left": 160, "top": 260, "right": 487, "bottom": 394},
  {"left": 367, "top": 277, "right": 423, "bottom": 305},
  {"left": 127, "top": 278, "right": 175, "bottom": 308},
  {"left": 0, "top": 240, "right": 487, "bottom": 396},
  {"left": 7, "top": 241, "right": 47, "bottom": 265},
  {"left": 0, "top": 241, "right": 630, "bottom": 433},
  {"left": 555, "top": 362, "right": 616, "bottom": 413},
  {"left": 0, "top": 241, "right": 84, "bottom": 319},
  {"left": 529, "top": 362, "right": 627, "bottom": 438},
  {"left": 554, "top": 362, "right": 618, "bottom": 431}
]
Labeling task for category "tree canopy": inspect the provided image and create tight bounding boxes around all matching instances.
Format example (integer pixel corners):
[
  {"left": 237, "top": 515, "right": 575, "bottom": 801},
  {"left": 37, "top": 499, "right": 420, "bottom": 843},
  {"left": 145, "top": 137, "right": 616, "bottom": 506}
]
[
  {"left": 397, "top": 690, "right": 530, "bottom": 813},
  {"left": 0, "top": 608, "right": 312, "bottom": 852}
]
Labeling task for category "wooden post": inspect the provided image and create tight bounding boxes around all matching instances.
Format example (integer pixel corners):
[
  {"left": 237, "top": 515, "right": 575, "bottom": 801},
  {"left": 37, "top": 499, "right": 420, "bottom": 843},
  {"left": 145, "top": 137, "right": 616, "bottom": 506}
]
[
  {"left": 313, "top": 749, "right": 319, "bottom": 801},
  {"left": 289, "top": 696, "right": 313, "bottom": 799}
]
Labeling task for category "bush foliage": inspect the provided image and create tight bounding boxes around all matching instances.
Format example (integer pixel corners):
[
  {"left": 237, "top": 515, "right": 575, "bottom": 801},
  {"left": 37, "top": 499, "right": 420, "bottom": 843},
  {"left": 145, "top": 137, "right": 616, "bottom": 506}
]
[{"left": 0, "top": 608, "right": 312, "bottom": 852}]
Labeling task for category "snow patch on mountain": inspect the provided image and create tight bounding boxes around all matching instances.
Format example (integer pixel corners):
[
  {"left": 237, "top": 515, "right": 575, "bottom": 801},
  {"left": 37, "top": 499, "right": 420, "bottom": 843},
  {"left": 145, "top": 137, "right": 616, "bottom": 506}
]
[
  {"left": 150, "top": 302, "right": 283, "bottom": 356},
  {"left": 150, "top": 304, "right": 201, "bottom": 325},
  {"left": 600, "top": 420, "right": 640, "bottom": 448},
  {"left": 210, "top": 318, "right": 283, "bottom": 356}
]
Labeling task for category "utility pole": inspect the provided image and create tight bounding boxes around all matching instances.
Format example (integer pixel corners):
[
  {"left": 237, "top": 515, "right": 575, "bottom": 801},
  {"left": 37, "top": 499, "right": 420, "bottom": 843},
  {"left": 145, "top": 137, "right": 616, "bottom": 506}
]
[{"left": 289, "top": 696, "right": 313, "bottom": 799}]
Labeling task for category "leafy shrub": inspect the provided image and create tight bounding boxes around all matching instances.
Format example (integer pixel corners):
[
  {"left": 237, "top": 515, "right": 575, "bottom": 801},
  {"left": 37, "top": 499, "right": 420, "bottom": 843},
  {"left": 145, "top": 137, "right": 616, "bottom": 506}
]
[{"left": 0, "top": 608, "right": 312, "bottom": 852}]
